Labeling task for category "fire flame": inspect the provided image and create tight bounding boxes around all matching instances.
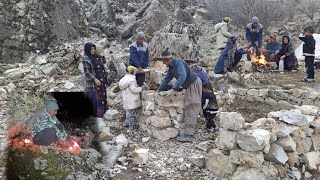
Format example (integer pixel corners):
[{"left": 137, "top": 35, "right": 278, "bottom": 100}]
[
  {"left": 250, "top": 50, "right": 267, "bottom": 65},
  {"left": 69, "top": 140, "right": 80, "bottom": 152},
  {"left": 24, "top": 139, "right": 30, "bottom": 144}
]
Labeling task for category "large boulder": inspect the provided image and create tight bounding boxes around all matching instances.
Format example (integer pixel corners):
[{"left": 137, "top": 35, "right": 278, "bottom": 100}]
[
  {"left": 151, "top": 127, "right": 179, "bottom": 141},
  {"left": 229, "top": 149, "right": 264, "bottom": 168},
  {"left": 206, "top": 149, "right": 238, "bottom": 178},
  {"left": 89, "top": 0, "right": 117, "bottom": 38},
  {"left": 305, "top": 151, "right": 320, "bottom": 170},
  {"left": 264, "top": 144, "right": 288, "bottom": 164},
  {"left": 280, "top": 111, "right": 308, "bottom": 126},
  {"left": 231, "top": 166, "right": 267, "bottom": 180},
  {"left": 215, "top": 129, "right": 238, "bottom": 150},
  {"left": 276, "top": 135, "right": 296, "bottom": 152},
  {"left": 220, "top": 112, "right": 245, "bottom": 131},
  {"left": 0, "top": 0, "right": 88, "bottom": 63},
  {"left": 237, "top": 129, "right": 270, "bottom": 152}
]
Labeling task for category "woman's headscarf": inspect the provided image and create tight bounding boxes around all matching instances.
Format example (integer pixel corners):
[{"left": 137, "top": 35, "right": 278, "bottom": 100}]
[
  {"left": 280, "top": 35, "right": 291, "bottom": 55},
  {"left": 84, "top": 42, "right": 96, "bottom": 58}
]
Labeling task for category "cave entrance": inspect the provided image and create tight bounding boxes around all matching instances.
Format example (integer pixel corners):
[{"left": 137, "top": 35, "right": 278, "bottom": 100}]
[{"left": 52, "top": 92, "right": 94, "bottom": 127}]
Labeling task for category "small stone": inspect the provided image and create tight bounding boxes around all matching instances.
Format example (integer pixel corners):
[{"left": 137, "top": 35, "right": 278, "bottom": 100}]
[
  {"left": 305, "top": 151, "right": 320, "bottom": 170},
  {"left": 152, "top": 127, "right": 179, "bottom": 141},
  {"left": 276, "top": 135, "right": 296, "bottom": 152},
  {"left": 142, "top": 137, "right": 150, "bottom": 143},
  {"left": 132, "top": 149, "right": 149, "bottom": 164},
  {"left": 215, "top": 129, "right": 237, "bottom": 150},
  {"left": 115, "top": 134, "right": 129, "bottom": 147},
  {"left": 103, "top": 109, "right": 120, "bottom": 120},
  {"left": 280, "top": 111, "right": 308, "bottom": 126},
  {"left": 229, "top": 149, "right": 264, "bottom": 168},
  {"left": 196, "top": 141, "right": 211, "bottom": 151},
  {"left": 311, "top": 134, "right": 320, "bottom": 151},
  {"left": 98, "top": 127, "right": 114, "bottom": 142},
  {"left": 34, "top": 157, "right": 48, "bottom": 170},
  {"left": 220, "top": 112, "right": 245, "bottom": 131},
  {"left": 206, "top": 148, "right": 237, "bottom": 178},
  {"left": 149, "top": 116, "right": 171, "bottom": 128},
  {"left": 272, "top": 123, "right": 293, "bottom": 138},
  {"left": 64, "top": 81, "right": 75, "bottom": 89},
  {"left": 264, "top": 144, "right": 288, "bottom": 164},
  {"left": 153, "top": 108, "right": 169, "bottom": 117},
  {"left": 305, "top": 171, "right": 312, "bottom": 178},
  {"left": 237, "top": 129, "right": 270, "bottom": 152},
  {"left": 188, "top": 155, "right": 205, "bottom": 167}
]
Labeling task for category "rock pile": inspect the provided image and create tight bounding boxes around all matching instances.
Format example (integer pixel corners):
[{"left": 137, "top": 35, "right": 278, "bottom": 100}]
[
  {"left": 207, "top": 106, "right": 320, "bottom": 179},
  {"left": 135, "top": 90, "right": 187, "bottom": 141}
]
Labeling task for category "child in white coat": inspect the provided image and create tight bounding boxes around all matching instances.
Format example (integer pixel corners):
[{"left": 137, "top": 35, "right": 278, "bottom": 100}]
[{"left": 119, "top": 66, "right": 143, "bottom": 130}]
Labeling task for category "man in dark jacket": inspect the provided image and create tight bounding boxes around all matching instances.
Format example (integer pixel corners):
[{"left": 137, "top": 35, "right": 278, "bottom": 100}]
[
  {"left": 157, "top": 49, "right": 202, "bottom": 142},
  {"left": 129, "top": 32, "right": 149, "bottom": 86},
  {"left": 299, "top": 26, "right": 316, "bottom": 82},
  {"left": 258, "top": 35, "right": 281, "bottom": 62},
  {"left": 246, "top": 16, "right": 263, "bottom": 60}
]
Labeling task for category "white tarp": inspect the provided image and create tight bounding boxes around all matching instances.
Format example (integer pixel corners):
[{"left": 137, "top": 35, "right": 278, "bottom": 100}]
[{"left": 295, "top": 33, "right": 320, "bottom": 61}]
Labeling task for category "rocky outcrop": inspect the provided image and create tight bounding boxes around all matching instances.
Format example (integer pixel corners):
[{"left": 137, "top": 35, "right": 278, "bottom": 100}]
[{"left": 0, "top": 0, "right": 88, "bottom": 64}]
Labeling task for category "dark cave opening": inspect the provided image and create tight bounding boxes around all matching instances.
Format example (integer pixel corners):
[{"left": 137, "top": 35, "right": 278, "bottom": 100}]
[{"left": 52, "top": 92, "right": 94, "bottom": 128}]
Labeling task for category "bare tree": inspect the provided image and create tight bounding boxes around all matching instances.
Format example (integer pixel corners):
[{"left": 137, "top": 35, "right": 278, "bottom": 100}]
[
  {"left": 299, "top": 0, "right": 320, "bottom": 21},
  {"left": 207, "top": 0, "right": 292, "bottom": 28},
  {"left": 207, "top": 0, "right": 234, "bottom": 23}
]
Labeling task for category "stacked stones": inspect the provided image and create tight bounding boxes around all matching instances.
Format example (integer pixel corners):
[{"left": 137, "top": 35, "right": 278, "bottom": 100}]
[
  {"left": 137, "top": 90, "right": 185, "bottom": 142},
  {"left": 221, "top": 86, "right": 320, "bottom": 109},
  {"left": 206, "top": 105, "right": 320, "bottom": 179}
]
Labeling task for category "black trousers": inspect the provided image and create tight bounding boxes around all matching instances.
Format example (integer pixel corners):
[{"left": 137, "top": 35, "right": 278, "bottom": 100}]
[
  {"left": 33, "top": 124, "right": 64, "bottom": 146},
  {"left": 228, "top": 52, "right": 243, "bottom": 71},
  {"left": 305, "top": 56, "right": 315, "bottom": 79},
  {"left": 203, "top": 109, "right": 217, "bottom": 129},
  {"left": 246, "top": 41, "right": 261, "bottom": 61},
  {"left": 136, "top": 74, "right": 145, "bottom": 87}
]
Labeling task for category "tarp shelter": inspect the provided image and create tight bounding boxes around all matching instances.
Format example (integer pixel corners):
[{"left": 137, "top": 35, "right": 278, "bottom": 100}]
[{"left": 295, "top": 33, "right": 320, "bottom": 61}]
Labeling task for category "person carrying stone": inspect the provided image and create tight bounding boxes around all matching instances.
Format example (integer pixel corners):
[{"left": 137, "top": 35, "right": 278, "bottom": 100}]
[
  {"left": 214, "top": 36, "right": 253, "bottom": 74},
  {"left": 258, "top": 34, "right": 281, "bottom": 62},
  {"left": 157, "top": 48, "right": 202, "bottom": 142},
  {"left": 246, "top": 16, "right": 263, "bottom": 60},
  {"left": 214, "top": 17, "right": 234, "bottom": 51},
  {"left": 32, "top": 100, "right": 72, "bottom": 153},
  {"left": 299, "top": 26, "right": 316, "bottom": 83},
  {"left": 129, "top": 32, "right": 149, "bottom": 86},
  {"left": 190, "top": 64, "right": 219, "bottom": 134}
]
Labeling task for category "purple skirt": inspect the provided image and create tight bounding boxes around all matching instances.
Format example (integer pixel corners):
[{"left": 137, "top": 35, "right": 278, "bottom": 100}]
[{"left": 86, "top": 91, "right": 108, "bottom": 118}]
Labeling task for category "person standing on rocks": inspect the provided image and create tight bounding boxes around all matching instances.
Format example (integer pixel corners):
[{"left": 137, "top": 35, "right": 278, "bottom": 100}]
[
  {"left": 299, "top": 26, "right": 316, "bottom": 83},
  {"left": 119, "top": 66, "right": 145, "bottom": 130},
  {"left": 214, "top": 17, "right": 234, "bottom": 51},
  {"left": 83, "top": 42, "right": 108, "bottom": 118},
  {"left": 32, "top": 100, "right": 72, "bottom": 153},
  {"left": 157, "top": 48, "right": 202, "bottom": 142},
  {"left": 129, "top": 32, "right": 149, "bottom": 86},
  {"left": 190, "top": 64, "right": 219, "bottom": 134},
  {"left": 246, "top": 16, "right": 263, "bottom": 60}
]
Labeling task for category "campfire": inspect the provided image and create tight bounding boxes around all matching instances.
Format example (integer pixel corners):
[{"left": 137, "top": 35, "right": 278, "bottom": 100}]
[{"left": 250, "top": 50, "right": 273, "bottom": 73}]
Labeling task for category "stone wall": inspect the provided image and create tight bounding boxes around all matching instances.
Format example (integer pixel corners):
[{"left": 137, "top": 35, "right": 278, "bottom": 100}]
[
  {"left": 219, "top": 85, "right": 320, "bottom": 110},
  {"left": 135, "top": 90, "right": 185, "bottom": 141},
  {"left": 207, "top": 106, "right": 320, "bottom": 179}
]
